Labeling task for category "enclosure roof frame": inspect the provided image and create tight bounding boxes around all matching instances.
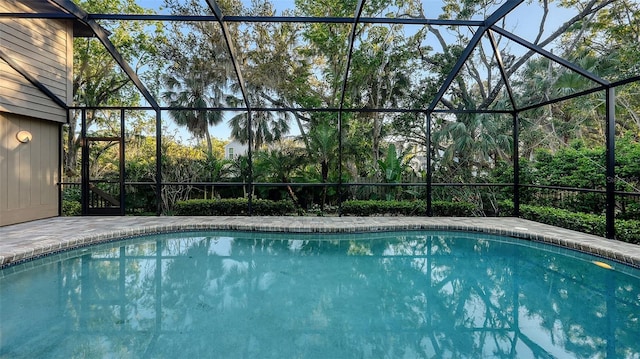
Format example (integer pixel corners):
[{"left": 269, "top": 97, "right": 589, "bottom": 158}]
[{"left": 1, "top": 0, "right": 627, "bottom": 115}]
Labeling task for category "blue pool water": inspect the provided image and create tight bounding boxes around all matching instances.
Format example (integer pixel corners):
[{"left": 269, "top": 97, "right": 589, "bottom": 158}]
[{"left": 1, "top": 231, "right": 639, "bottom": 358}]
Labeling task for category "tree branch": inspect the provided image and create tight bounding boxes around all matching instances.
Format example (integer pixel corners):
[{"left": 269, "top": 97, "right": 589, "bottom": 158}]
[{"left": 481, "top": 0, "right": 616, "bottom": 109}]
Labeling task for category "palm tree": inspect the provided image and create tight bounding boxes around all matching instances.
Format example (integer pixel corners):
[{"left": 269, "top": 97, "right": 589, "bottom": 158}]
[
  {"left": 253, "top": 144, "right": 304, "bottom": 203},
  {"left": 433, "top": 112, "right": 512, "bottom": 179},
  {"left": 202, "top": 154, "right": 233, "bottom": 199},
  {"left": 377, "top": 143, "right": 414, "bottom": 200},
  {"left": 228, "top": 108, "right": 290, "bottom": 151},
  {"left": 229, "top": 155, "right": 251, "bottom": 198},
  {"left": 162, "top": 58, "right": 226, "bottom": 156},
  {"left": 306, "top": 119, "right": 339, "bottom": 209}
]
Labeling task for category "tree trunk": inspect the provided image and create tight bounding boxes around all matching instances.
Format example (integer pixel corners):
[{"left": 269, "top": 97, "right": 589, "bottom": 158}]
[
  {"left": 321, "top": 160, "right": 329, "bottom": 211},
  {"left": 205, "top": 128, "right": 213, "bottom": 157}
]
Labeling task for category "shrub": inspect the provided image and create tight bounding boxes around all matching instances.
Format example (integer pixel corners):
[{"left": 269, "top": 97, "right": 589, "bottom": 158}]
[
  {"left": 499, "top": 201, "right": 640, "bottom": 244},
  {"left": 341, "top": 200, "right": 475, "bottom": 216},
  {"left": 62, "top": 186, "right": 81, "bottom": 202},
  {"left": 520, "top": 205, "right": 607, "bottom": 235},
  {"left": 341, "top": 200, "right": 416, "bottom": 216},
  {"left": 432, "top": 201, "right": 476, "bottom": 216},
  {"left": 174, "top": 198, "right": 295, "bottom": 216},
  {"left": 616, "top": 220, "right": 640, "bottom": 244},
  {"left": 62, "top": 200, "right": 81, "bottom": 216}
]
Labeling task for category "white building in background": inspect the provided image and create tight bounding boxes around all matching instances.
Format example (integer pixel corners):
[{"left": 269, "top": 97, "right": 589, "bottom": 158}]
[
  {"left": 392, "top": 140, "right": 429, "bottom": 173},
  {"left": 223, "top": 136, "right": 304, "bottom": 160},
  {"left": 224, "top": 140, "right": 248, "bottom": 159}
]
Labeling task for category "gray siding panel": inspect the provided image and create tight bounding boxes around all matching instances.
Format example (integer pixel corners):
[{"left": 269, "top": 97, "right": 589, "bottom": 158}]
[
  {"left": 0, "top": 67, "right": 67, "bottom": 120},
  {"left": 0, "top": 113, "right": 59, "bottom": 226},
  {"left": 0, "top": 0, "right": 71, "bottom": 123}
]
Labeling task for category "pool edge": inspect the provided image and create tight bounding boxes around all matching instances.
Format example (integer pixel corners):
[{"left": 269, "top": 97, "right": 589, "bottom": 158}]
[{"left": 1, "top": 216, "right": 639, "bottom": 269}]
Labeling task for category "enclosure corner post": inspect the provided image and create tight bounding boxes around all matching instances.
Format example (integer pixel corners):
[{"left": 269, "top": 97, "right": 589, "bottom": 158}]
[
  {"left": 605, "top": 87, "right": 616, "bottom": 239},
  {"left": 58, "top": 121, "right": 64, "bottom": 217},
  {"left": 155, "top": 110, "right": 162, "bottom": 216},
  {"left": 120, "top": 109, "right": 126, "bottom": 216},
  {"left": 513, "top": 112, "right": 520, "bottom": 217},
  {"left": 80, "top": 109, "right": 89, "bottom": 216},
  {"left": 337, "top": 110, "right": 344, "bottom": 217},
  {"left": 426, "top": 112, "right": 433, "bottom": 217},
  {"left": 247, "top": 110, "right": 253, "bottom": 216}
]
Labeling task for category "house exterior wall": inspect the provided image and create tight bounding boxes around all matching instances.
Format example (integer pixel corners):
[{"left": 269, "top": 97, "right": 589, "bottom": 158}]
[
  {"left": 0, "top": 113, "right": 60, "bottom": 226},
  {"left": 0, "top": 0, "right": 73, "bottom": 123},
  {"left": 224, "top": 140, "right": 248, "bottom": 159},
  {"left": 0, "top": 1, "right": 72, "bottom": 226}
]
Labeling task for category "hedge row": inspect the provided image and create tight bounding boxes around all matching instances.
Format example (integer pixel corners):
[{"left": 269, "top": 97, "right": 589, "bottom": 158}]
[
  {"left": 174, "top": 198, "right": 295, "bottom": 216},
  {"left": 174, "top": 198, "right": 476, "bottom": 217},
  {"left": 95, "top": 195, "right": 640, "bottom": 244},
  {"left": 341, "top": 200, "right": 475, "bottom": 217},
  {"left": 62, "top": 200, "right": 81, "bottom": 216},
  {"left": 500, "top": 201, "right": 640, "bottom": 244}
]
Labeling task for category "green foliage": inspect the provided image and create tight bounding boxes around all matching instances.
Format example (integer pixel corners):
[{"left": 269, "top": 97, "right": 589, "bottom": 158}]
[
  {"left": 120, "top": 135, "right": 236, "bottom": 213},
  {"left": 616, "top": 135, "right": 640, "bottom": 191},
  {"left": 62, "top": 201, "right": 82, "bottom": 216},
  {"left": 174, "top": 198, "right": 295, "bottom": 216},
  {"left": 375, "top": 144, "right": 415, "bottom": 200},
  {"left": 378, "top": 144, "right": 408, "bottom": 183},
  {"left": 341, "top": 200, "right": 475, "bottom": 217},
  {"left": 65, "top": 0, "right": 164, "bottom": 176},
  {"left": 62, "top": 185, "right": 82, "bottom": 202},
  {"left": 616, "top": 220, "right": 640, "bottom": 244},
  {"left": 63, "top": 0, "right": 640, "bottom": 240},
  {"left": 61, "top": 186, "right": 82, "bottom": 216},
  {"left": 499, "top": 201, "right": 640, "bottom": 245},
  {"left": 254, "top": 145, "right": 305, "bottom": 183},
  {"left": 432, "top": 201, "right": 477, "bottom": 217},
  {"left": 533, "top": 142, "right": 605, "bottom": 188},
  {"left": 489, "top": 137, "right": 640, "bottom": 217},
  {"left": 521, "top": 205, "right": 607, "bottom": 236}
]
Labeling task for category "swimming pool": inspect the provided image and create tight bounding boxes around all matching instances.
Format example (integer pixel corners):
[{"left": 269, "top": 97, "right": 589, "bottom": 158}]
[{"left": 1, "top": 230, "right": 639, "bottom": 358}]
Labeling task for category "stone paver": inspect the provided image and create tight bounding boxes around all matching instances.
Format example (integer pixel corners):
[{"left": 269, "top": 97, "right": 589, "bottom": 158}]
[{"left": 1, "top": 216, "right": 639, "bottom": 269}]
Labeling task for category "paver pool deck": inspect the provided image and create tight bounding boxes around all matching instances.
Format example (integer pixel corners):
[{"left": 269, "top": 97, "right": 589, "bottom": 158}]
[{"left": 1, "top": 216, "right": 640, "bottom": 269}]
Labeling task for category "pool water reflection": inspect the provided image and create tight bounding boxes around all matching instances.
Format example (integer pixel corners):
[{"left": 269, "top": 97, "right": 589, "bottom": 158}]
[{"left": 1, "top": 231, "right": 639, "bottom": 358}]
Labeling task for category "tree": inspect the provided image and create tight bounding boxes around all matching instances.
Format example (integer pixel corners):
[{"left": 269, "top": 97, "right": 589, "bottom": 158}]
[
  {"left": 296, "top": 0, "right": 427, "bottom": 173},
  {"left": 507, "top": 0, "right": 640, "bottom": 159},
  {"left": 228, "top": 110, "right": 291, "bottom": 151},
  {"left": 561, "top": 0, "right": 640, "bottom": 133},
  {"left": 253, "top": 142, "right": 305, "bottom": 203},
  {"left": 228, "top": 155, "right": 252, "bottom": 198},
  {"left": 320, "top": 0, "right": 633, "bottom": 213},
  {"left": 306, "top": 118, "right": 340, "bottom": 209},
  {"left": 162, "top": 58, "right": 226, "bottom": 156},
  {"left": 348, "top": 25, "right": 417, "bottom": 164},
  {"left": 226, "top": 1, "right": 303, "bottom": 150},
  {"left": 432, "top": 113, "right": 512, "bottom": 181},
  {"left": 160, "top": 0, "right": 238, "bottom": 155},
  {"left": 66, "top": 0, "right": 163, "bottom": 176}
]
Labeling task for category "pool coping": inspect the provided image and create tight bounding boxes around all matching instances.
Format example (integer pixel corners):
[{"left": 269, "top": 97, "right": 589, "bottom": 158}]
[{"left": 1, "top": 216, "right": 640, "bottom": 269}]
